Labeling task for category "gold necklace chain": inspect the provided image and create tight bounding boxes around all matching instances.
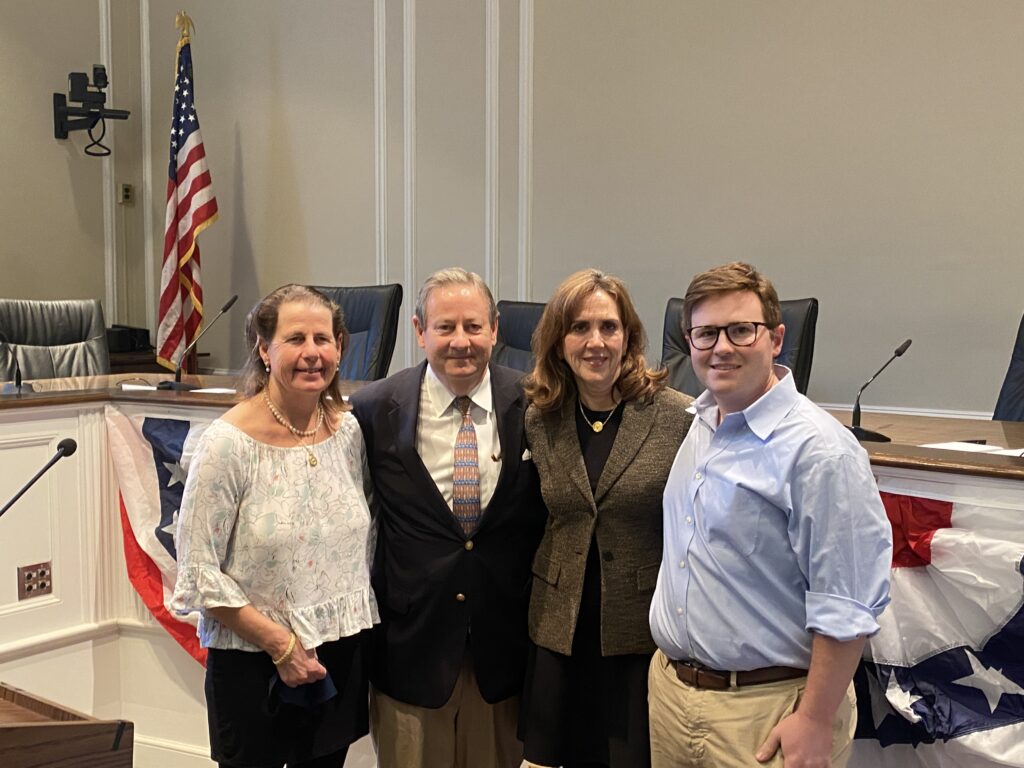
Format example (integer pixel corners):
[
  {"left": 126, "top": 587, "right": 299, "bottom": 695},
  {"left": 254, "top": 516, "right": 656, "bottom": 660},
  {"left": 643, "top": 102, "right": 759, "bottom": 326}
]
[
  {"left": 263, "top": 391, "right": 325, "bottom": 466},
  {"left": 578, "top": 398, "right": 621, "bottom": 434}
]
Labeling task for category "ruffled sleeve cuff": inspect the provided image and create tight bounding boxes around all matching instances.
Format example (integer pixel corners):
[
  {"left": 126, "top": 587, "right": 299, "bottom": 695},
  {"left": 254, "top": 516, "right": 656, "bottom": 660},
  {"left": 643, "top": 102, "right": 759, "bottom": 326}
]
[
  {"left": 170, "top": 564, "right": 250, "bottom": 615},
  {"left": 274, "top": 587, "right": 380, "bottom": 650},
  {"left": 805, "top": 590, "right": 890, "bottom": 642}
]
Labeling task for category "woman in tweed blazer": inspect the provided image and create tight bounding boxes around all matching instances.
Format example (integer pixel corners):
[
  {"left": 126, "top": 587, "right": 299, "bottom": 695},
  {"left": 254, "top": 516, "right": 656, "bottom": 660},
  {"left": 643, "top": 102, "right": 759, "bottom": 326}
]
[{"left": 519, "top": 269, "right": 693, "bottom": 768}]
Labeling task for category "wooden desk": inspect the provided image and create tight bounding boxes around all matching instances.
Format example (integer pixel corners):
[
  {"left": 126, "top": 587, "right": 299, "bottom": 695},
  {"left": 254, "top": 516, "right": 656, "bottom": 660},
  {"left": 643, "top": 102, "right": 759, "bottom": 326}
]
[{"left": 826, "top": 409, "right": 1024, "bottom": 481}]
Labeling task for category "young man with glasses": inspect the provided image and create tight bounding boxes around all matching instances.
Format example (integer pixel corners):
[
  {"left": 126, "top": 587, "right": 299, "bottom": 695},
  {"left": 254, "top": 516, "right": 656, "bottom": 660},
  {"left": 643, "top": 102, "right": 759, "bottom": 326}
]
[{"left": 648, "top": 262, "right": 892, "bottom": 768}]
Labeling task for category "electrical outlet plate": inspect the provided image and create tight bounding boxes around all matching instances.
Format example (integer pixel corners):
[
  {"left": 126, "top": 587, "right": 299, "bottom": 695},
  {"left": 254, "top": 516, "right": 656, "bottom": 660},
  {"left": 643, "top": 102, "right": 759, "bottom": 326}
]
[{"left": 17, "top": 561, "right": 53, "bottom": 600}]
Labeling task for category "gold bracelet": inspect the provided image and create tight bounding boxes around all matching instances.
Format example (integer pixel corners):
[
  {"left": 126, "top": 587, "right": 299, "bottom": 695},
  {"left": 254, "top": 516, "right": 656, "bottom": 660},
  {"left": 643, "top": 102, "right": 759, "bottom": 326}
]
[{"left": 272, "top": 632, "right": 296, "bottom": 666}]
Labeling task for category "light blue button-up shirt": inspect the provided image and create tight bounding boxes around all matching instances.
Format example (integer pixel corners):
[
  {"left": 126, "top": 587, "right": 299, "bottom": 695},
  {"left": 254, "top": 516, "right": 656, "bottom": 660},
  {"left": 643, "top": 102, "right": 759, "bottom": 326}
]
[{"left": 650, "top": 367, "right": 892, "bottom": 670}]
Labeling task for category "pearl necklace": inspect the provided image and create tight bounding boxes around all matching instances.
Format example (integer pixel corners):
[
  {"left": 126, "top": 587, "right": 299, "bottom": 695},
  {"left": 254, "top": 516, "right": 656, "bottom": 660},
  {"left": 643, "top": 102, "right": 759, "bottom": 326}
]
[
  {"left": 578, "top": 398, "right": 622, "bottom": 433},
  {"left": 264, "top": 391, "right": 325, "bottom": 466}
]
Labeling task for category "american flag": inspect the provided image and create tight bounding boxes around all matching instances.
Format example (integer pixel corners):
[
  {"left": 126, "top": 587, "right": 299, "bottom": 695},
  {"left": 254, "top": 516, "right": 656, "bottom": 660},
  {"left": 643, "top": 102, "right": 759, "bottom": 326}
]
[{"left": 157, "top": 35, "right": 218, "bottom": 371}]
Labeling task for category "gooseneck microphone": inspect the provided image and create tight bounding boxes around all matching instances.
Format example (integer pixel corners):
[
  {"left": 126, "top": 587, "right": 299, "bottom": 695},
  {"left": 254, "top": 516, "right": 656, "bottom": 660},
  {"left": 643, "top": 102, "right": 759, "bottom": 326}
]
[
  {"left": 0, "top": 438, "right": 77, "bottom": 520},
  {"left": 158, "top": 294, "right": 239, "bottom": 391},
  {"left": 848, "top": 339, "right": 912, "bottom": 443},
  {"left": 0, "top": 331, "right": 35, "bottom": 395}
]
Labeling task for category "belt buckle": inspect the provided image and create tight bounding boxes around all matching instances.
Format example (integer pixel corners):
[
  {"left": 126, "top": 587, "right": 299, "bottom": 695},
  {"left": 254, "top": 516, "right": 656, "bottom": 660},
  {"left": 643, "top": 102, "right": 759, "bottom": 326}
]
[{"left": 671, "top": 659, "right": 697, "bottom": 686}]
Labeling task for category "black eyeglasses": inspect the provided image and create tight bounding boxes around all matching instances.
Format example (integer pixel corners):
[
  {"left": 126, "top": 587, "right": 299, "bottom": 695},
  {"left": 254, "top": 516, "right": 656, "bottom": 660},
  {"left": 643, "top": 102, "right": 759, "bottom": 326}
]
[{"left": 685, "top": 322, "right": 771, "bottom": 351}]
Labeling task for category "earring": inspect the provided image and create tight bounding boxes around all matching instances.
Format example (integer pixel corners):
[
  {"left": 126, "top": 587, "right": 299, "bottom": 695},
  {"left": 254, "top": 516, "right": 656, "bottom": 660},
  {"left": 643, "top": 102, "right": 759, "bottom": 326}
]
[{"left": 264, "top": 362, "right": 270, "bottom": 373}]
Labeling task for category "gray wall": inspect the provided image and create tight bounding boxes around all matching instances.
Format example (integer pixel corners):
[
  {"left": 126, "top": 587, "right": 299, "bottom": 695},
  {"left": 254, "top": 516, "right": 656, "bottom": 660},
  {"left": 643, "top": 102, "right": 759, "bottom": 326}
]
[
  {"left": 4, "top": 0, "right": 1023, "bottom": 414},
  {"left": 1, "top": 1, "right": 108, "bottom": 305}
]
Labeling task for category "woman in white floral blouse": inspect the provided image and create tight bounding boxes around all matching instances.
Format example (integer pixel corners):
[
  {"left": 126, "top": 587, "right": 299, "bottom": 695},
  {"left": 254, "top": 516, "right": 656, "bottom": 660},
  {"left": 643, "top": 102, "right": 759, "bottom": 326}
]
[{"left": 171, "top": 285, "right": 378, "bottom": 768}]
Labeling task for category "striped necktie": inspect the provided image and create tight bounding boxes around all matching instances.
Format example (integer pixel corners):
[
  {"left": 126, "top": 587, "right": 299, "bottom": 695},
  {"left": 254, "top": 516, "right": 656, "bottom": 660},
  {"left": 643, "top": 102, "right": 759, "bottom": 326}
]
[{"left": 452, "top": 395, "right": 481, "bottom": 535}]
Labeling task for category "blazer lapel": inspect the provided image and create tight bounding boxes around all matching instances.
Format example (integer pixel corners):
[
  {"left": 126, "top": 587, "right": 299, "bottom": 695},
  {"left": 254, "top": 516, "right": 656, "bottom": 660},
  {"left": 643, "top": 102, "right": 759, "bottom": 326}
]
[
  {"left": 546, "top": 397, "right": 596, "bottom": 512},
  {"left": 594, "top": 397, "right": 656, "bottom": 504},
  {"left": 387, "top": 363, "right": 453, "bottom": 520},
  {"left": 491, "top": 376, "right": 521, "bottom": 498}
]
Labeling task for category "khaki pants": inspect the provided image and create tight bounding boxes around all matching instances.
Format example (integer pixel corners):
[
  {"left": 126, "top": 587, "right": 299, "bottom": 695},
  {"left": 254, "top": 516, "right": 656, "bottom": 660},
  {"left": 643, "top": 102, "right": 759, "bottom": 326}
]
[
  {"left": 648, "top": 649, "right": 856, "bottom": 768},
  {"left": 370, "top": 652, "right": 522, "bottom": 768}
]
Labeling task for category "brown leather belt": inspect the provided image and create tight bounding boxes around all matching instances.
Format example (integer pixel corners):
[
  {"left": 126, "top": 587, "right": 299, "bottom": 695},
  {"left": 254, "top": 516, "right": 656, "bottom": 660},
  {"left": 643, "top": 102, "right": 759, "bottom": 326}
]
[{"left": 669, "top": 659, "right": 806, "bottom": 690}]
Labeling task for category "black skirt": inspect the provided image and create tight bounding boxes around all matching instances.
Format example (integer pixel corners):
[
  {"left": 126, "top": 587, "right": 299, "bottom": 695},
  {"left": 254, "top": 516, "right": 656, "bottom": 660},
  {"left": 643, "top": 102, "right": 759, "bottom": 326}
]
[
  {"left": 205, "top": 631, "right": 370, "bottom": 767},
  {"left": 519, "top": 582, "right": 652, "bottom": 767}
]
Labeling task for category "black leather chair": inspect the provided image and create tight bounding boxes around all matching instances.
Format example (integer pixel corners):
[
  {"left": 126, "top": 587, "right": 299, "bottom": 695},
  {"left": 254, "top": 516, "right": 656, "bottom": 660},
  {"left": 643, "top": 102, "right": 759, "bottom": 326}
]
[
  {"left": 493, "top": 300, "right": 546, "bottom": 373},
  {"left": 313, "top": 284, "right": 403, "bottom": 381},
  {"left": 994, "top": 312, "right": 1024, "bottom": 421},
  {"left": 662, "top": 297, "right": 819, "bottom": 396},
  {"left": 0, "top": 298, "right": 111, "bottom": 380}
]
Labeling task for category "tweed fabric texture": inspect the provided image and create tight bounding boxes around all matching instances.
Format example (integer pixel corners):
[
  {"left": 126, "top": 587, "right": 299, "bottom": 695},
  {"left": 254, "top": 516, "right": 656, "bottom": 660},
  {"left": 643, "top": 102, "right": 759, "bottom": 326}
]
[{"left": 525, "top": 387, "right": 694, "bottom": 656}]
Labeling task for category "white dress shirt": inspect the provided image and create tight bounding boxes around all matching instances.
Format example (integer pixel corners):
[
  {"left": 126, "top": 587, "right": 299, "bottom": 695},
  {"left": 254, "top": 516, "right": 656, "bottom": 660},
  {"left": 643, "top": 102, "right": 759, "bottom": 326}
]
[{"left": 417, "top": 365, "right": 502, "bottom": 512}]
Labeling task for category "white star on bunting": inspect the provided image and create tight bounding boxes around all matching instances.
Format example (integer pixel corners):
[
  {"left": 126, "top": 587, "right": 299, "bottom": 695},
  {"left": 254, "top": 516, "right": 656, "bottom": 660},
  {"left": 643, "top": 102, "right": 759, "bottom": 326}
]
[
  {"left": 161, "top": 509, "right": 179, "bottom": 539},
  {"left": 952, "top": 650, "right": 1024, "bottom": 713},
  {"left": 163, "top": 461, "right": 188, "bottom": 487}
]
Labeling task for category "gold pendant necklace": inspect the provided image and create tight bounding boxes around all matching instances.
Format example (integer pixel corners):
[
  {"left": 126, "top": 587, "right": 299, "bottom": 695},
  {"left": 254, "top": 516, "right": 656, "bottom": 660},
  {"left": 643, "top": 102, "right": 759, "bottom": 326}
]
[
  {"left": 264, "top": 391, "right": 324, "bottom": 466},
  {"left": 578, "top": 398, "right": 620, "bottom": 433},
  {"left": 301, "top": 437, "right": 318, "bottom": 467}
]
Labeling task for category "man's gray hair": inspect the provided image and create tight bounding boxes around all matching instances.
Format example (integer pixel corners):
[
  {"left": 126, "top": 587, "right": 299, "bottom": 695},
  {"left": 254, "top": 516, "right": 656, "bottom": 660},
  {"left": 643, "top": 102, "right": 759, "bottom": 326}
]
[{"left": 414, "top": 267, "right": 498, "bottom": 326}]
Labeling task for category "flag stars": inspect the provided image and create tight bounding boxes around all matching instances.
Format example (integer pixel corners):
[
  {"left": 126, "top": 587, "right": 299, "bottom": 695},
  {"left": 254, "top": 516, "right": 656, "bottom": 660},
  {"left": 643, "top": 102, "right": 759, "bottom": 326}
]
[
  {"left": 163, "top": 460, "right": 188, "bottom": 487},
  {"left": 952, "top": 650, "right": 1024, "bottom": 713},
  {"left": 161, "top": 509, "right": 179, "bottom": 540}
]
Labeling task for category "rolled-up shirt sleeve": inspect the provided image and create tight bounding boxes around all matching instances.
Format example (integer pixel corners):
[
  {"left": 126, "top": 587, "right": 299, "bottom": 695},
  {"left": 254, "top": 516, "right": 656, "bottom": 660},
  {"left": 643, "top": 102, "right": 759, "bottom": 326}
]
[
  {"left": 792, "top": 452, "right": 892, "bottom": 641},
  {"left": 170, "top": 427, "right": 251, "bottom": 614}
]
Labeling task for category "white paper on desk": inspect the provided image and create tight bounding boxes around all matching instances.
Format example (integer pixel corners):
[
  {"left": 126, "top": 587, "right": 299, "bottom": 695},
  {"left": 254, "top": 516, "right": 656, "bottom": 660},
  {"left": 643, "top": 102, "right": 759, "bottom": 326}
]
[
  {"left": 989, "top": 447, "right": 1024, "bottom": 457},
  {"left": 120, "top": 383, "right": 158, "bottom": 391},
  {"left": 190, "top": 387, "right": 237, "bottom": 394},
  {"left": 919, "top": 441, "right": 1005, "bottom": 453}
]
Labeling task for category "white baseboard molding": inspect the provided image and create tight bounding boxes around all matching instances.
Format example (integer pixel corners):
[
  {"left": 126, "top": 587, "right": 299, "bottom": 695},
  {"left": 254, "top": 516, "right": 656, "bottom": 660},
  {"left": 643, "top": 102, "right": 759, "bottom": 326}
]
[
  {"left": 134, "top": 734, "right": 214, "bottom": 768},
  {"left": 819, "top": 403, "right": 992, "bottom": 420},
  {"left": 133, "top": 733, "right": 380, "bottom": 768}
]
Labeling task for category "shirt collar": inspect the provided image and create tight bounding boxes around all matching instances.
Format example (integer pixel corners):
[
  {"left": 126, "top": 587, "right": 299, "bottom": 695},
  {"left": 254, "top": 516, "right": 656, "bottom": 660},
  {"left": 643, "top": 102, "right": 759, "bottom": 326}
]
[
  {"left": 424, "top": 364, "right": 493, "bottom": 417},
  {"left": 694, "top": 364, "right": 797, "bottom": 440}
]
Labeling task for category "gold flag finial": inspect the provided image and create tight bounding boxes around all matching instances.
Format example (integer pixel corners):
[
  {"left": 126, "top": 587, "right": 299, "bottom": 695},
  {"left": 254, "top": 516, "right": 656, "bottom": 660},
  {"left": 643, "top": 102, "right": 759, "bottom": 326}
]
[{"left": 175, "top": 11, "right": 195, "bottom": 42}]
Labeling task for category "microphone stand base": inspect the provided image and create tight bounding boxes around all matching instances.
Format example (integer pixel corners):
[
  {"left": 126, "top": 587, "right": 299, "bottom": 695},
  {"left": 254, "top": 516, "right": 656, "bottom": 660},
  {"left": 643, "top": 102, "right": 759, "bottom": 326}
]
[
  {"left": 156, "top": 380, "right": 198, "bottom": 391},
  {"left": 1, "top": 382, "right": 36, "bottom": 395},
  {"left": 847, "top": 425, "right": 891, "bottom": 443}
]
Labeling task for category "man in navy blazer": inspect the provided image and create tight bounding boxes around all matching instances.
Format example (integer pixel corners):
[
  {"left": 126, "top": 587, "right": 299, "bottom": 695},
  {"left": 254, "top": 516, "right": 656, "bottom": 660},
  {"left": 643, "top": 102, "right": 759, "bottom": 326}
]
[{"left": 350, "top": 267, "right": 545, "bottom": 768}]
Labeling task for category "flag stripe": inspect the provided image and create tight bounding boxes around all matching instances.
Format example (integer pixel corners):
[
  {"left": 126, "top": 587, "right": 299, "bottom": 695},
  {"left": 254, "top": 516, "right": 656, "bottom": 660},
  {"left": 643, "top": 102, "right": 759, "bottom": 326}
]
[{"left": 119, "top": 493, "right": 207, "bottom": 665}]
